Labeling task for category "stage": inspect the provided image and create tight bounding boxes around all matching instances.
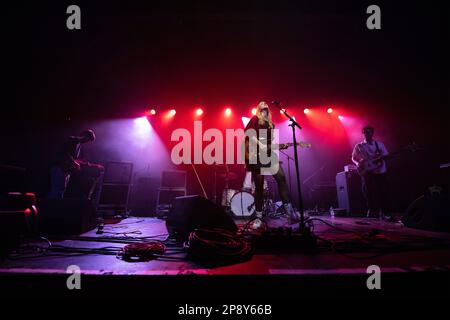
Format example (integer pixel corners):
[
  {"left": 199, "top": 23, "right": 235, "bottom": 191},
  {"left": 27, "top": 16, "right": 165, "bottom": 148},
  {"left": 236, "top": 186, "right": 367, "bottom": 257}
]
[{"left": 1, "top": 215, "right": 450, "bottom": 300}]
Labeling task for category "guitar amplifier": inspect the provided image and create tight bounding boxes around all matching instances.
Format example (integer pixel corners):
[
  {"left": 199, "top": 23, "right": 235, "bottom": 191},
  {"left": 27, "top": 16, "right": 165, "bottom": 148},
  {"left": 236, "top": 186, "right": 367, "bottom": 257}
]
[
  {"left": 130, "top": 176, "right": 160, "bottom": 217},
  {"left": 103, "top": 161, "right": 133, "bottom": 184},
  {"left": 161, "top": 170, "right": 187, "bottom": 189},
  {"left": 336, "top": 171, "right": 365, "bottom": 215}
]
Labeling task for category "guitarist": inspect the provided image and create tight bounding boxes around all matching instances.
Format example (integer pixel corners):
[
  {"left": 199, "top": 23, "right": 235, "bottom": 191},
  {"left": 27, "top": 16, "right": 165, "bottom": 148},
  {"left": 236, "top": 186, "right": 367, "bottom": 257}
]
[
  {"left": 49, "top": 129, "right": 100, "bottom": 198},
  {"left": 244, "top": 101, "right": 301, "bottom": 230},
  {"left": 351, "top": 125, "right": 389, "bottom": 219}
]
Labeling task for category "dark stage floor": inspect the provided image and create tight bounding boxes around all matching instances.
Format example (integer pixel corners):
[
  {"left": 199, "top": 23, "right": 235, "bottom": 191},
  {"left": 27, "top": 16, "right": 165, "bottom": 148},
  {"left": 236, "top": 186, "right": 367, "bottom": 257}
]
[{"left": 1, "top": 215, "right": 450, "bottom": 300}]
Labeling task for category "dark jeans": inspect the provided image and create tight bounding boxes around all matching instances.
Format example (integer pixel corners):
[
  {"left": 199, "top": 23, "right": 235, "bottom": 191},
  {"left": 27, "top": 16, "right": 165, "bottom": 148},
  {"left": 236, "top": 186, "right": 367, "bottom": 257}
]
[
  {"left": 361, "top": 172, "right": 388, "bottom": 213},
  {"left": 49, "top": 166, "right": 70, "bottom": 198},
  {"left": 252, "top": 165, "right": 290, "bottom": 212}
]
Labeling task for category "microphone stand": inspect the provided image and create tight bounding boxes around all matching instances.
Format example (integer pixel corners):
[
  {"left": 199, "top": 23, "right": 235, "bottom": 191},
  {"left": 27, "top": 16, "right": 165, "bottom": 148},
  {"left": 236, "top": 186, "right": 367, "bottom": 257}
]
[
  {"left": 272, "top": 101, "right": 308, "bottom": 233},
  {"left": 280, "top": 149, "right": 294, "bottom": 195}
]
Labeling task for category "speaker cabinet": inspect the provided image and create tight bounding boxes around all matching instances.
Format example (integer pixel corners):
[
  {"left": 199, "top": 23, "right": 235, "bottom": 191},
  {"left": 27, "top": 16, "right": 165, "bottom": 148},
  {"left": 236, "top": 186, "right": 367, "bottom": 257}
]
[
  {"left": 103, "top": 162, "right": 133, "bottom": 184},
  {"left": 98, "top": 184, "right": 130, "bottom": 206},
  {"left": 97, "top": 161, "right": 133, "bottom": 213},
  {"left": 38, "top": 198, "right": 96, "bottom": 235},
  {"left": 161, "top": 170, "right": 186, "bottom": 189},
  {"left": 336, "top": 171, "right": 365, "bottom": 215},
  {"left": 131, "top": 177, "right": 159, "bottom": 216},
  {"left": 166, "top": 195, "right": 237, "bottom": 240}
]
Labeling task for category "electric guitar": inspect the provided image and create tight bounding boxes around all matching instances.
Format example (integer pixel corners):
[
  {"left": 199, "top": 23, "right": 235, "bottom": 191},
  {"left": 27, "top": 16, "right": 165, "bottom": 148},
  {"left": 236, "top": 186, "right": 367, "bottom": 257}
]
[
  {"left": 244, "top": 140, "right": 312, "bottom": 164},
  {"left": 357, "top": 142, "right": 420, "bottom": 176},
  {"left": 66, "top": 158, "right": 104, "bottom": 176}
]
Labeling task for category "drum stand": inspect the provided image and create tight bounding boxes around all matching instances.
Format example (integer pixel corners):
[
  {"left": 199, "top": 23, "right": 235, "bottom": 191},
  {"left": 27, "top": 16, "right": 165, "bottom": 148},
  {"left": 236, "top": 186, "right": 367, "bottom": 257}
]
[{"left": 218, "top": 164, "right": 239, "bottom": 210}]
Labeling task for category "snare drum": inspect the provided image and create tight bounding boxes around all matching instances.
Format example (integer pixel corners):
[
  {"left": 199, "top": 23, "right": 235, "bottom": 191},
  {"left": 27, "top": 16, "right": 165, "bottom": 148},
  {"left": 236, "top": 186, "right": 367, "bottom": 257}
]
[{"left": 230, "top": 191, "right": 255, "bottom": 217}]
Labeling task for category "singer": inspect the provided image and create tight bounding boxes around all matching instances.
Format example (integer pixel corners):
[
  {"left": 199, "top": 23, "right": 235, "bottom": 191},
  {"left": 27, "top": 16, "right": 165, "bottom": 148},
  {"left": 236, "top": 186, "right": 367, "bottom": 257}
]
[{"left": 244, "top": 101, "right": 301, "bottom": 231}]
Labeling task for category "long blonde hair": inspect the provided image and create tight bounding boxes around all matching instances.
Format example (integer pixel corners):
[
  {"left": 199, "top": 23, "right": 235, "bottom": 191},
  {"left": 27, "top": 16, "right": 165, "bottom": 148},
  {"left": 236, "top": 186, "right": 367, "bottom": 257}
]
[{"left": 256, "top": 101, "right": 274, "bottom": 128}]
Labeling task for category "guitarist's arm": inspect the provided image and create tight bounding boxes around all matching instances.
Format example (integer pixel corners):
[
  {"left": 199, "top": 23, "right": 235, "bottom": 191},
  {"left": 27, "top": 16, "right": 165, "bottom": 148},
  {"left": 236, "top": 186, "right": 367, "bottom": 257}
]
[
  {"left": 352, "top": 144, "right": 364, "bottom": 166},
  {"left": 379, "top": 141, "right": 389, "bottom": 157}
]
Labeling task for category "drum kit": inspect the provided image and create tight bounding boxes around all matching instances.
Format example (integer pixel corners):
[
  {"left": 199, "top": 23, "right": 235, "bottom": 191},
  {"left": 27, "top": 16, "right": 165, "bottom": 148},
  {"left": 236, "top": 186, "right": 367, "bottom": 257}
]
[{"left": 215, "top": 165, "right": 277, "bottom": 217}]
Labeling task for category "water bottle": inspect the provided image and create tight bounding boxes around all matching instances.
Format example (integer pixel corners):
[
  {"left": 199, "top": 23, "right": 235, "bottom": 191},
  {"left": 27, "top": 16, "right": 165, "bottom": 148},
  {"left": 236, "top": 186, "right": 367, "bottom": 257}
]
[{"left": 330, "top": 206, "right": 335, "bottom": 218}]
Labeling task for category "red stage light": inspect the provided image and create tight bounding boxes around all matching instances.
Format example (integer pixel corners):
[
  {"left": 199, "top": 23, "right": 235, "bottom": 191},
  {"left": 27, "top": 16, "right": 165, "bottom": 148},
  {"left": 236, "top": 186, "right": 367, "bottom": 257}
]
[
  {"left": 251, "top": 108, "right": 257, "bottom": 115},
  {"left": 327, "top": 108, "right": 333, "bottom": 114},
  {"left": 304, "top": 108, "right": 310, "bottom": 114},
  {"left": 225, "top": 108, "right": 232, "bottom": 116},
  {"left": 196, "top": 108, "right": 203, "bottom": 116},
  {"left": 169, "top": 109, "right": 176, "bottom": 117},
  {"left": 145, "top": 109, "right": 156, "bottom": 116}
]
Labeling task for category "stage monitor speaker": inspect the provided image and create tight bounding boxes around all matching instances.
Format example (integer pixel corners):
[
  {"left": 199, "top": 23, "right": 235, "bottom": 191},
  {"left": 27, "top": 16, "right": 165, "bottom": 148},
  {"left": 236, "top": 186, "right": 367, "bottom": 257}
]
[
  {"left": 158, "top": 189, "right": 186, "bottom": 206},
  {"left": 38, "top": 198, "right": 96, "bottom": 235},
  {"left": 402, "top": 186, "right": 450, "bottom": 232},
  {"left": 336, "top": 171, "right": 365, "bottom": 215},
  {"left": 166, "top": 195, "right": 237, "bottom": 240}
]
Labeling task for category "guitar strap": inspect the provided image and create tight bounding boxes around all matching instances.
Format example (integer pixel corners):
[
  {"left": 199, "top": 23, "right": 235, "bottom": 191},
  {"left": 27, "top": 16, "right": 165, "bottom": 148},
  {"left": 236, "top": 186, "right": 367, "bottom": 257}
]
[{"left": 375, "top": 141, "right": 381, "bottom": 155}]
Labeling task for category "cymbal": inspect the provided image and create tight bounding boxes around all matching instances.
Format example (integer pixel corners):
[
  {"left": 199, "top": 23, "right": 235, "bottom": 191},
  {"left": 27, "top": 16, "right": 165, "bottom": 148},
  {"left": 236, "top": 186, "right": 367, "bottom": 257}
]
[{"left": 216, "top": 172, "right": 239, "bottom": 180}]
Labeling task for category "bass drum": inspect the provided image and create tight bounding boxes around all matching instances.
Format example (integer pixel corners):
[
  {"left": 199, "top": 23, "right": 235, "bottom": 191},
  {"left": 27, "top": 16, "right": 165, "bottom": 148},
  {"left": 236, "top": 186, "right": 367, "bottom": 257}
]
[{"left": 230, "top": 191, "right": 255, "bottom": 217}]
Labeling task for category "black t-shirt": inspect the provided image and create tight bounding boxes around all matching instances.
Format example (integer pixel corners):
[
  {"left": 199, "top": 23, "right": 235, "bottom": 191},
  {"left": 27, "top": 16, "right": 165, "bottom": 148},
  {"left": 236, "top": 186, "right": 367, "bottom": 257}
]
[
  {"left": 54, "top": 136, "right": 82, "bottom": 168},
  {"left": 244, "top": 116, "right": 275, "bottom": 169}
]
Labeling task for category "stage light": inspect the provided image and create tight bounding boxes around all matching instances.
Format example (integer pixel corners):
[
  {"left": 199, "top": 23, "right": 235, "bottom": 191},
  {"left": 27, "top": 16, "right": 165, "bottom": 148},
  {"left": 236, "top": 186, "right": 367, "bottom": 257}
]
[
  {"left": 225, "top": 108, "right": 232, "bottom": 116},
  {"left": 134, "top": 117, "right": 152, "bottom": 138},
  {"left": 251, "top": 108, "right": 257, "bottom": 115},
  {"left": 169, "top": 109, "right": 176, "bottom": 117},
  {"left": 338, "top": 115, "right": 343, "bottom": 120},
  {"left": 327, "top": 108, "right": 333, "bottom": 114},
  {"left": 304, "top": 108, "right": 310, "bottom": 114},
  {"left": 144, "top": 109, "right": 156, "bottom": 117},
  {"left": 196, "top": 108, "right": 203, "bottom": 116}
]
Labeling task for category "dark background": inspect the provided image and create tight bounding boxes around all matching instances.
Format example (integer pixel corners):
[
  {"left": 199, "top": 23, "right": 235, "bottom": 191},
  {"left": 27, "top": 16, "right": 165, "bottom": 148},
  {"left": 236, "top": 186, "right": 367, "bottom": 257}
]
[{"left": 1, "top": 0, "right": 448, "bottom": 212}]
